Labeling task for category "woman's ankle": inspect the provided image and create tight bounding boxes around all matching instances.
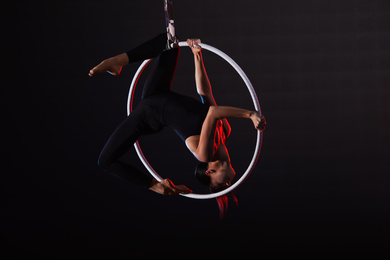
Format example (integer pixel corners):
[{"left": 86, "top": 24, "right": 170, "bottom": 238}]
[{"left": 114, "top": 53, "right": 129, "bottom": 66}]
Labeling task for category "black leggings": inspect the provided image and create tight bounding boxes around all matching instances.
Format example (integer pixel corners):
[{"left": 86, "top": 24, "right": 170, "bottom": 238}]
[{"left": 98, "top": 34, "right": 179, "bottom": 188}]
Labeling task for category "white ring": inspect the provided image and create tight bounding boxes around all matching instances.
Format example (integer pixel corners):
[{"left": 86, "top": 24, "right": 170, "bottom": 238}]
[{"left": 127, "top": 41, "right": 263, "bottom": 199}]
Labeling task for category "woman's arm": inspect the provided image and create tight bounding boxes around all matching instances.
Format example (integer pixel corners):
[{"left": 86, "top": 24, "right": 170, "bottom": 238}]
[
  {"left": 188, "top": 39, "right": 231, "bottom": 137},
  {"left": 211, "top": 106, "right": 266, "bottom": 131},
  {"left": 194, "top": 106, "right": 265, "bottom": 162},
  {"left": 188, "top": 39, "right": 217, "bottom": 105}
]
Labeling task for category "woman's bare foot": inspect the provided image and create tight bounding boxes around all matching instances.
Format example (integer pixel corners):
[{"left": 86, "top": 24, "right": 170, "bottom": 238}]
[
  {"left": 88, "top": 53, "right": 129, "bottom": 77},
  {"left": 149, "top": 178, "right": 192, "bottom": 195}
]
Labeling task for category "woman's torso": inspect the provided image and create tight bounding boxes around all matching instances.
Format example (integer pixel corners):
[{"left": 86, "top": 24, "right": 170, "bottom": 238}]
[
  {"left": 138, "top": 91, "right": 226, "bottom": 157},
  {"left": 162, "top": 91, "right": 210, "bottom": 141}
]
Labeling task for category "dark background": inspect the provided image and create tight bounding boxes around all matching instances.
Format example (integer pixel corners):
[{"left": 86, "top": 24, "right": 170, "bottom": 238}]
[{"left": 3, "top": 0, "right": 390, "bottom": 257}]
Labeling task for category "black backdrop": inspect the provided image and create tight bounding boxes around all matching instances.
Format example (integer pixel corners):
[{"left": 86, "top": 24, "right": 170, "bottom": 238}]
[{"left": 4, "top": 0, "right": 390, "bottom": 257}]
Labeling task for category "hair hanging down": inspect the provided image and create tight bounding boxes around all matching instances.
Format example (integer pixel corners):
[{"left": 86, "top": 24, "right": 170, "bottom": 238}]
[{"left": 195, "top": 161, "right": 238, "bottom": 220}]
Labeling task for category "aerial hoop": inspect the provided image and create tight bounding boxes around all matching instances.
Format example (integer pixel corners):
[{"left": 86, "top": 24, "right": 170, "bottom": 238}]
[{"left": 127, "top": 41, "right": 263, "bottom": 199}]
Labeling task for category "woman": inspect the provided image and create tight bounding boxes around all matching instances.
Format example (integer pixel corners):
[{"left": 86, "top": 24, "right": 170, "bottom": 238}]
[{"left": 89, "top": 0, "right": 266, "bottom": 216}]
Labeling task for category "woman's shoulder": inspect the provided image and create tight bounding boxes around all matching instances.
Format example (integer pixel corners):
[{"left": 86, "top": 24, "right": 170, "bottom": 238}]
[
  {"left": 185, "top": 135, "right": 200, "bottom": 151},
  {"left": 185, "top": 135, "right": 202, "bottom": 160}
]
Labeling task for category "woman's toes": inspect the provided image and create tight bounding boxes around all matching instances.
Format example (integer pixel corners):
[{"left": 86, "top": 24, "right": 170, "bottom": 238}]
[{"left": 89, "top": 62, "right": 106, "bottom": 76}]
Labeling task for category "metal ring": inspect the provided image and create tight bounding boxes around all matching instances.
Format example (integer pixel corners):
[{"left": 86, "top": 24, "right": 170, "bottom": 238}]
[{"left": 127, "top": 41, "right": 263, "bottom": 199}]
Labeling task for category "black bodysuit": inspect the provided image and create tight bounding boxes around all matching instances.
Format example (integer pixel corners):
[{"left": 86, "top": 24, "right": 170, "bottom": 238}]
[{"left": 98, "top": 34, "right": 210, "bottom": 187}]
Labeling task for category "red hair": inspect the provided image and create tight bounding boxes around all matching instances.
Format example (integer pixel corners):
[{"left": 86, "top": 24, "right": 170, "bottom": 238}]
[{"left": 215, "top": 192, "right": 238, "bottom": 220}]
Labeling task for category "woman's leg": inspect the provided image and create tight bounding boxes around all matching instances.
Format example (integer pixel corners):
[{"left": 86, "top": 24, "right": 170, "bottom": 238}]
[
  {"left": 98, "top": 108, "right": 158, "bottom": 188},
  {"left": 141, "top": 47, "right": 180, "bottom": 99},
  {"left": 125, "top": 33, "right": 169, "bottom": 63},
  {"left": 89, "top": 0, "right": 178, "bottom": 77},
  {"left": 91, "top": 32, "right": 180, "bottom": 99},
  {"left": 89, "top": 33, "right": 170, "bottom": 77}
]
